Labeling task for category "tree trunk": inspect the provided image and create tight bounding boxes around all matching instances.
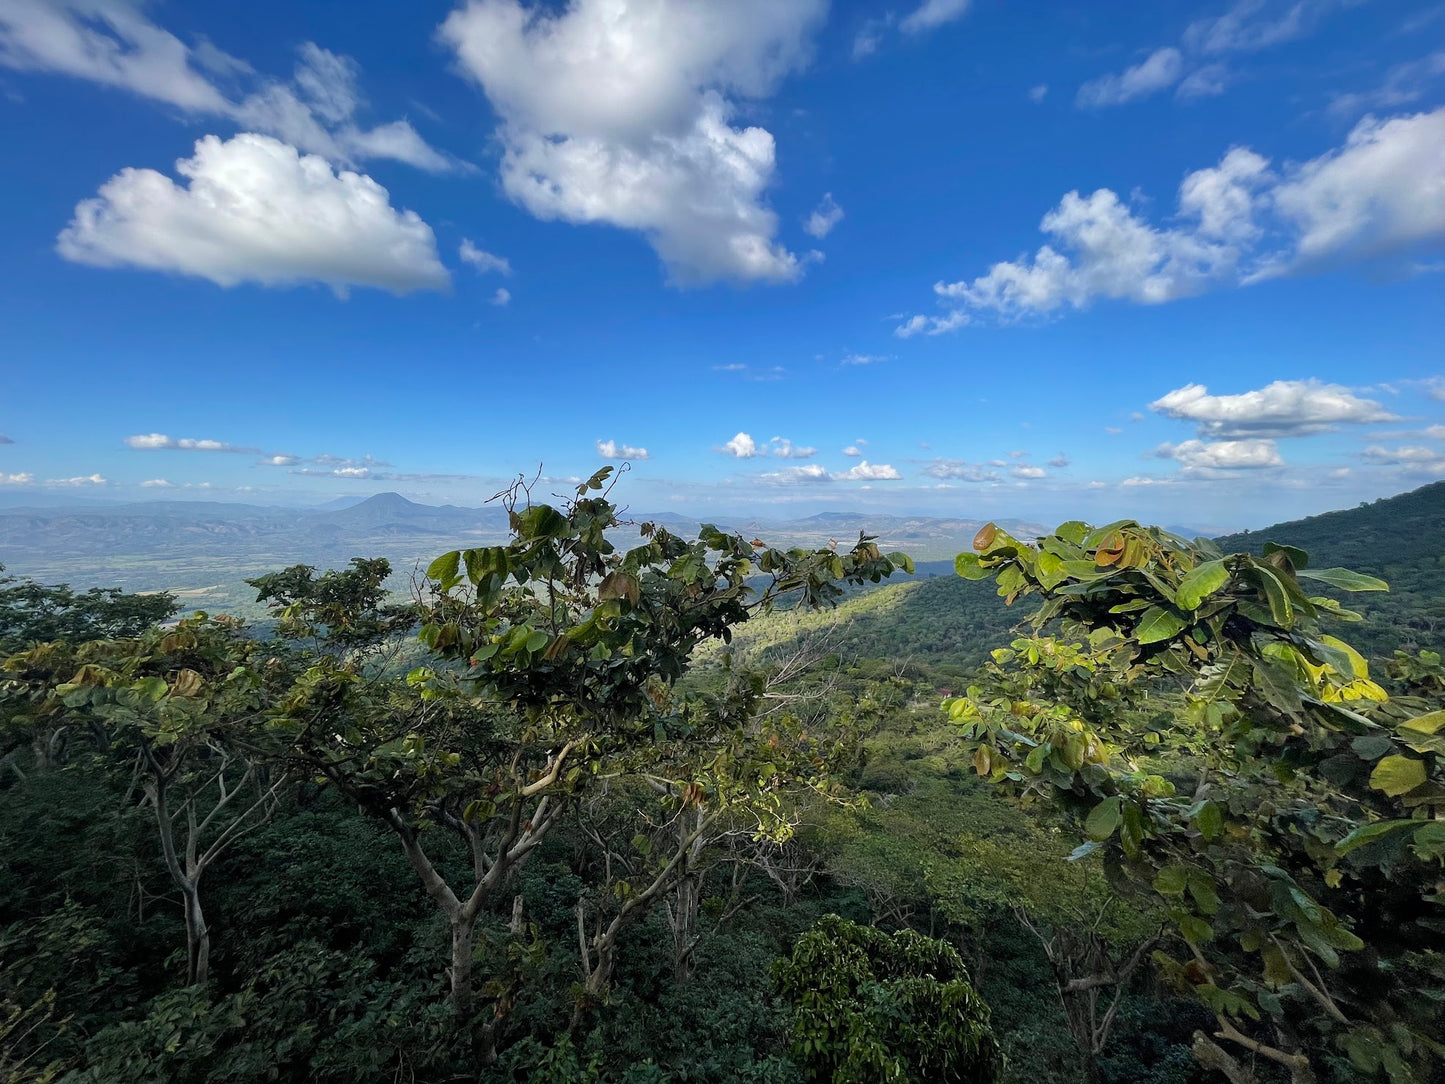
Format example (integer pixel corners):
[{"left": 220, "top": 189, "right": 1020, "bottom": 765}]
[
  {"left": 450, "top": 916, "right": 475, "bottom": 1019},
  {"left": 670, "top": 872, "right": 701, "bottom": 983},
  {"left": 182, "top": 884, "right": 210, "bottom": 985}
]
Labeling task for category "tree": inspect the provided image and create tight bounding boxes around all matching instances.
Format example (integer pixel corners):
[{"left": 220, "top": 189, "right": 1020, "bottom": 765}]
[
  {"left": 949, "top": 520, "right": 1444, "bottom": 1082},
  {"left": 6, "top": 615, "right": 292, "bottom": 985},
  {"left": 773, "top": 913, "right": 1002, "bottom": 1083},
  {"left": 258, "top": 469, "right": 910, "bottom": 1054}
]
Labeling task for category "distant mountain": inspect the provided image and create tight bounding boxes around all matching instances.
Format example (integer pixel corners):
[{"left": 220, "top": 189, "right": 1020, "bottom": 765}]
[{"left": 1216, "top": 479, "right": 1444, "bottom": 660}]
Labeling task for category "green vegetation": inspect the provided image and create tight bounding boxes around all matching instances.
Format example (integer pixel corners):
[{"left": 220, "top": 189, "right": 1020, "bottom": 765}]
[{"left": 1, "top": 479, "right": 1440, "bottom": 1082}]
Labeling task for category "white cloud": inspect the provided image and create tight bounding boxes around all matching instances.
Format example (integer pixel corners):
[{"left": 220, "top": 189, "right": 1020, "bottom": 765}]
[
  {"left": 1183, "top": 0, "right": 1313, "bottom": 55},
  {"left": 1361, "top": 444, "right": 1445, "bottom": 468},
  {"left": 491, "top": 287, "right": 512, "bottom": 306},
  {"left": 1176, "top": 63, "right": 1231, "bottom": 100},
  {"left": 804, "top": 192, "right": 844, "bottom": 239},
  {"left": 842, "top": 445, "right": 862, "bottom": 457},
  {"left": 758, "top": 463, "right": 831, "bottom": 485},
  {"left": 840, "top": 460, "right": 901, "bottom": 480},
  {"left": 0, "top": 7, "right": 453, "bottom": 172},
  {"left": 264, "top": 454, "right": 299, "bottom": 466},
  {"left": 894, "top": 309, "right": 969, "bottom": 337},
  {"left": 440, "top": 0, "right": 823, "bottom": 285},
  {"left": 900, "top": 0, "right": 970, "bottom": 35},
  {"left": 125, "top": 433, "right": 259, "bottom": 453},
  {"left": 769, "top": 437, "right": 817, "bottom": 459},
  {"left": 720, "top": 432, "right": 760, "bottom": 458},
  {"left": 58, "top": 133, "right": 449, "bottom": 295},
  {"left": 911, "top": 108, "right": 1445, "bottom": 323},
  {"left": 1266, "top": 109, "right": 1445, "bottom": 269},
  {"left": 0, "top": 472, "right": 34, "bottom": 485},
  {"left": 841, "top": 352, "right": 889, "bottom": 366},
  {"left": 0, "top": 0, "right": 232, "bottom": 112},
  {"left": 1328, "top": 52, "right": 1445, "bottom": 118},
  {"left": 922, "top": 459, "right": 999, "bottom": 482},
  {"left": 1047, "top": 453, "right": 1070, "bottom": 468},
  {"left": 459, "top": 239, "right": 512, "bottom": 275},
  {"left": 596, "top": 438, "right": 649, "bottom": 460},
  {"left": 1154, "top": 438, "right": 1284, "bottom": 471},
  {"left": 1011, "top": 464, "right": 1046, "bottom": 479},
  {"left": 140, "top": 478, "right": 175, "bottom": 487},
  {"left": 1151, "top": 380, "right": 1397, "bottom": 438},
  {"left": 1028, "top": 84, "right": 1048, "bottom": 103},
  {"left": 1076, "top": 47, "right": 1183, "bottom": 108},
  {"left": 47, "top": 473, "right": 108, "bottom": 487}
]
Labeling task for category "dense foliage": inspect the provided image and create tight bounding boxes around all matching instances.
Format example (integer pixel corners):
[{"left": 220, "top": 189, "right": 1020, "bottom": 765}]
[{"left": 1, "top": 480, "right": 1440, "bottom": 1082}]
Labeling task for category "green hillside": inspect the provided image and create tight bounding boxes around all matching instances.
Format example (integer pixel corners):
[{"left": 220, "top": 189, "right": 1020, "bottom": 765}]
[{"left": 1216, "top": 478, "right": 1445, "bottom": 659}]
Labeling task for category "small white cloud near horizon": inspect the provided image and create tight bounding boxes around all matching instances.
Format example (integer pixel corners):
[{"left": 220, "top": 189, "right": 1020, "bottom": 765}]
[
  {"left": 596, "top": 438, "right": 649, "bottom": 460},
  {"left": 141, "top": 478, "right": 176, "bottom": 488},
  {"left": 0, "top": 472, "right": 35, "bottom": 485},
  {"left": 459, "top": 240, "right": 512, "bottom": 275},
  {"left": 841, "top": 460, "right": 902, "bottom": 480},
  {"left": 804, "top": 193, "right": 844, "bottom": 239},
  {"left": 126, "top": 433, "right": 261, "bottom": 453},
  {"left": 47, "top": 473, "right": 108, "bottom": 487},
  {"left": 770, "top": 437, "right": 818, "bottom": 459},
  {"left": 59, "top": 133, "right": 450, "bottom": 296}
]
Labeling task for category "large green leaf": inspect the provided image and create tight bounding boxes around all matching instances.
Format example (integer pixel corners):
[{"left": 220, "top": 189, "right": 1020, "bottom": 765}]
[
  {"left": 1335, "top": 819, "right": 1416, "bottom": 856},
  {"left": 1136, "top": 606, "right": 1187, "bottom": 644},
  {"left": 1297, "top": 567, "right": 1389, "bottom": 592},
  {"left": 1175, "top": 560, "right": 1229, "bottom": 611},
  {"left": 1084, "top": 796, "right": 1122, "bottom": 841}
]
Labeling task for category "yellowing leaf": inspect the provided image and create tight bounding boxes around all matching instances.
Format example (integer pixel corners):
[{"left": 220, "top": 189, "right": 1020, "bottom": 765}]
[{"left": 1369, "top": 755, "right": 1427, "bottom": 797}]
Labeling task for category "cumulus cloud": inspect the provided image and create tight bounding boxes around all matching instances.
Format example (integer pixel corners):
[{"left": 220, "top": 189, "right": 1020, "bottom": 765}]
[
  {"left": 905, "top": 108, "right": 1445, "bottom": 324},
  {"left": 491, "top": 287, "right": 512, "bottom": 306},
  {"left": 720, "top": 432, "right": 760, "bottom": 458},
  {"left": 840, "top": 460, "right": 901, "bottom": 480},
  {"left": 1150, "top": 380, "right": 1397, "bottom": 438},
  {"left": 58, "top": 133, "right": 450, "bottom": 295},
  {"left": 0, "top": 6, "right": 453, "bottom": 171},
  {"left": 1154, "top": 438, "right": 1284, "bottom": 471},
  {"left": 0, "top": 472, "right": 34, "bottom": 485},
  {"left": 48, "top": 473, "right": 108, "bottom": 486},
  {"left": 900, "top": 0, "right": 971, "bottom": 34},
  {"left": 1011, "top": 464, "right": 1047, "bottom": 479},
  {"left": 804, "top": 193, "right": 844, "bottom": 239},
  {"left": 459, "top": 239, "right": 512, "bottom": 275},
  {"left": 1361, "top": 444, "right": 1445, "bottom": 468},
  {"left": 0, "top": 434, "right": 13, "bottom": 444},
  {"left": 842, "top": 445, "right": 863, "bottom": 457},
  {"left": 1076, "top": 47, "right": 1183, "bottom": 108},
  {"left": 769, "top": 437, "right": 817, "bottom": 459},
  {"left": 758, "top": 464, "right": 831, "bottom": 485},
  {"left": 439, "top": 0, "right": 823, "bottom": 284},
  {"left": 126, "top": 433, "right": 260, "bottom": 453},
  {"left": 596, "top": 439, "right": 649, "bottom": 460},
  {"left": 140, "top": 478, "right": 175, "bottom": 487},
  {"left": 1047, "top": 453, "right": 1070, "bottom": 468},
  {"left": 922, "top": 459, "right": 999, "bottom": 482},
  {"left": 1028, "top": 84, "right": 1048, "bottom": 103}
]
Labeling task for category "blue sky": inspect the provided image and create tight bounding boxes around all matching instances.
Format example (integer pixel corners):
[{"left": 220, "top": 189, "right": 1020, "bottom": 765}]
[{"left": 0, "top": 0, "right": 1442, "bottom": 530}]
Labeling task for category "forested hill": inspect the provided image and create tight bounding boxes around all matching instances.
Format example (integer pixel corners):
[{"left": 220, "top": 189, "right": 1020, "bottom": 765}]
[{"left": 1215, "top": 478, "right": 1445, "bottom": 659}]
